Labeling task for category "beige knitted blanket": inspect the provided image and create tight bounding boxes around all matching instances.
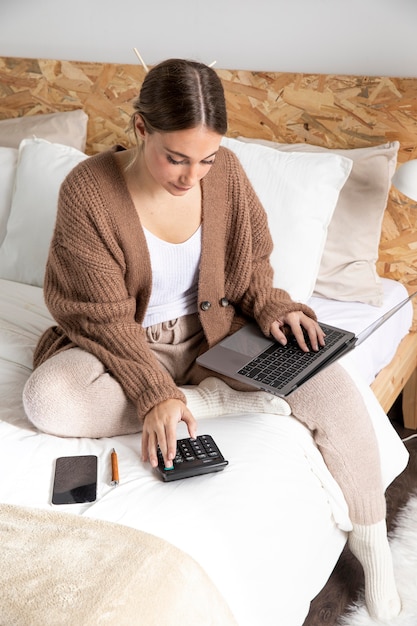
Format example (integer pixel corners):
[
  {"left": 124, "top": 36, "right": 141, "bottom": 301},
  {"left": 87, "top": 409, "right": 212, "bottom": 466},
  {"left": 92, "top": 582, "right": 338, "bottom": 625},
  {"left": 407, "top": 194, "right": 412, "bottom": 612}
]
[{"left": 0, "top": 504, "right": 237, "bottom": 626}]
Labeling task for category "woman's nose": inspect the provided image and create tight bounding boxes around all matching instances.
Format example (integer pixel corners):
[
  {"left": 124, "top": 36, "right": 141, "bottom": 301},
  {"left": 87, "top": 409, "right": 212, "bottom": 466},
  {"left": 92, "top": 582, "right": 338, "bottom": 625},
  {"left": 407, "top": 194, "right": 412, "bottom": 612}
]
[{"left": 180, "top": 164, "right": 201, "bottom": 186}]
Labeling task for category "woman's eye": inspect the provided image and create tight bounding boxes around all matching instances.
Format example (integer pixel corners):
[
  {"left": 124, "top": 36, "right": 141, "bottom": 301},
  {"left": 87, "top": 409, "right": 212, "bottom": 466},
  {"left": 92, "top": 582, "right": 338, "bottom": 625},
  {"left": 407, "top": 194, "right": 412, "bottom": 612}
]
[
  {"left": 167, "top": 155, "right": 215, "bottom": 166},
  {"left": 167, "top": 155, "right": 185, "bottom": 165}
]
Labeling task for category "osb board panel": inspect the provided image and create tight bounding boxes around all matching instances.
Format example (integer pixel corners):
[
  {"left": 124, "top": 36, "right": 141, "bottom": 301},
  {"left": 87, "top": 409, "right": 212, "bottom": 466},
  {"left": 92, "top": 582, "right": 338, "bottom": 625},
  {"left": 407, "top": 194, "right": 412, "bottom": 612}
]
[
  {"left": 0, "top": 57, "right": 144, "bottom": 154},
  {"left": 1, "top": 56, "right": 416, "bottom": 326}
]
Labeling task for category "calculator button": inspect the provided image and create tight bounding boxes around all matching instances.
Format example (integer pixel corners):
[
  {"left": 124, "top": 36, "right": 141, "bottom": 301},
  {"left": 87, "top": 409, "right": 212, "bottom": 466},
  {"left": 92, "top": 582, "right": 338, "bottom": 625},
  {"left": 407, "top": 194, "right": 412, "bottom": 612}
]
[{"left": 157, "top": 434, "right": 228, "bottom": 481}]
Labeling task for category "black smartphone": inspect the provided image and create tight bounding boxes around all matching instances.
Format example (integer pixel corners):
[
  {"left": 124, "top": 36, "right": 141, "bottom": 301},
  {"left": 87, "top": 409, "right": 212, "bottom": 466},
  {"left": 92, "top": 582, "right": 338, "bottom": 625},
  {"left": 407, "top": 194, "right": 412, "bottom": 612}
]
[{"left": 52, "top": 455, "right": 98, "bottom": 504}]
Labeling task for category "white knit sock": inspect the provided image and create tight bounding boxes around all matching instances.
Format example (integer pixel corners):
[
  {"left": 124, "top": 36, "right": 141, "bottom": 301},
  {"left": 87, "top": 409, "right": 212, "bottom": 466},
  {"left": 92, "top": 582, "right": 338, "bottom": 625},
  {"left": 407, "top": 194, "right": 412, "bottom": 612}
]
[
  {"left": 180, "top": 377, "right": 291, "bottom": 419},
  {"left": 348, "top": 521, "right": 401, "bottom": 621}
]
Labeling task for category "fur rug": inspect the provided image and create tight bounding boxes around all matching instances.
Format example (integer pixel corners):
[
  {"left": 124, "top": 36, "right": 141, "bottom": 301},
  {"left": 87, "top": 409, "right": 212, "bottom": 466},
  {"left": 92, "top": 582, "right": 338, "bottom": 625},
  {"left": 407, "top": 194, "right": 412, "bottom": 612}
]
[{"left": 338, "top": 492, "right": 417, "bottom": 626}]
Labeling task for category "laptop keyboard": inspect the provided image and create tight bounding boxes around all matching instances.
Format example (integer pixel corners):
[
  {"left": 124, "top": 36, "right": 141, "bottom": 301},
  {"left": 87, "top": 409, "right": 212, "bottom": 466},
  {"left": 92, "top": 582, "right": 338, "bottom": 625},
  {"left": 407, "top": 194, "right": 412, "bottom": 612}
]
[{"left": 237, "top": 326, "right": 344, "bottom": 388}]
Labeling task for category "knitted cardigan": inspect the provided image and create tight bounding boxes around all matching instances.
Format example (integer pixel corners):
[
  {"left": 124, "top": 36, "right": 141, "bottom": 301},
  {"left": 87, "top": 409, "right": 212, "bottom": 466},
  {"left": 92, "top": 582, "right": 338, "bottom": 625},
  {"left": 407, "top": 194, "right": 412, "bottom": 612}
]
[{"left": 34, "top": 145, "right": 316, "bottom": 417}]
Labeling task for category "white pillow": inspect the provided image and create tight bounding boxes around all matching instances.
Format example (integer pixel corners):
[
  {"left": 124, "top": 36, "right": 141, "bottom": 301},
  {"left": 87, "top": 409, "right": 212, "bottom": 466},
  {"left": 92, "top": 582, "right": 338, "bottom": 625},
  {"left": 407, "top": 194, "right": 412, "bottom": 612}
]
[
  {"left": 238, "top": 136, "right": 399, "bottom": 306},
  {"left": 0, "top": 147, "right": 18, "bottom": 246},
  {"left": 221, "top": 137, "right": 352, "bottom": 302},
  {"left": 0, "top": 138, "right": 87, "bottom": 287}
]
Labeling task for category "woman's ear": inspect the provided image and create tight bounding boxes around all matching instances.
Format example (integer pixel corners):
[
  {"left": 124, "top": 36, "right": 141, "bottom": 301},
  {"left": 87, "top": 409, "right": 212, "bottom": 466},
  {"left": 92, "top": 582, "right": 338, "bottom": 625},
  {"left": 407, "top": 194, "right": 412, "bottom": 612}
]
[{"left": 134, "top": 114, "right": 146, "bottom": 140}]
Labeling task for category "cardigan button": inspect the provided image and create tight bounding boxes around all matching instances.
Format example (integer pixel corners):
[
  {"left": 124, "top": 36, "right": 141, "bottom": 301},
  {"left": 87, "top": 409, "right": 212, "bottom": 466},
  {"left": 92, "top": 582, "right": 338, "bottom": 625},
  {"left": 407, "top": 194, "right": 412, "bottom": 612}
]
[
  {"left": 220, "top": 297, "right": 229, "bottom": 307},
  {"left": 200, "top": 301, "right": 211, "bottom": 311}
]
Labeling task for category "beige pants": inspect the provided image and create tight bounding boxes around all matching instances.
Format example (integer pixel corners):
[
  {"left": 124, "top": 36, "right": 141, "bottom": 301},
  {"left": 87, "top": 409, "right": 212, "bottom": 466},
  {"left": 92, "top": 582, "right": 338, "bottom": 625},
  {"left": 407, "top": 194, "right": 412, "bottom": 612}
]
[{"left": 23, "top": 314, "right": 386, "bottom": 525}]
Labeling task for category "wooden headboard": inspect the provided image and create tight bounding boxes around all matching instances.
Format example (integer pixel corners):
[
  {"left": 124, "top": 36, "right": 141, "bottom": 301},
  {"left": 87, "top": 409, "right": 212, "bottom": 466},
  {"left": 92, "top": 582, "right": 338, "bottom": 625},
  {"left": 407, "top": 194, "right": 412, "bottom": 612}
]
[
  {"left": 1, "top": 55, "right": 417, "bottom": 427},
  {"left": 1, "top": 56, "right": 416, "bottom": 328}
]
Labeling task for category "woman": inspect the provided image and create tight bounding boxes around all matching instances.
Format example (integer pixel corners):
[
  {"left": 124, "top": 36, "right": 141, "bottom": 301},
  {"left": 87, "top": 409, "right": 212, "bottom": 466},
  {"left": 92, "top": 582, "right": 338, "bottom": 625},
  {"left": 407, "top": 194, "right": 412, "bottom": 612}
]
[{"left": 23, "top": 58, "right": 400, "bottom": 621}]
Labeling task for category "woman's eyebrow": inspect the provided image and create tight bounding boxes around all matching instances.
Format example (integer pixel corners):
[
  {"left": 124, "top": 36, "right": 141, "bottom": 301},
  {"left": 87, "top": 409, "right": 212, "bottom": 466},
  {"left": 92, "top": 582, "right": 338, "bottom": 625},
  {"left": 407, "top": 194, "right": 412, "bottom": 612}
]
[{"left": 166, "top": 147, "right": 219, "bottom": 160}]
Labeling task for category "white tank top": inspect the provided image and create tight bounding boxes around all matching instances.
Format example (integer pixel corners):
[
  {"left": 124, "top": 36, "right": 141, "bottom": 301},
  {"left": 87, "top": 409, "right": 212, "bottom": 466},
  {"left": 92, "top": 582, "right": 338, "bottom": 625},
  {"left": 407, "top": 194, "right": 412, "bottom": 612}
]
[{"left": 142, "top": 226, "right": 202, "bottom": 328}]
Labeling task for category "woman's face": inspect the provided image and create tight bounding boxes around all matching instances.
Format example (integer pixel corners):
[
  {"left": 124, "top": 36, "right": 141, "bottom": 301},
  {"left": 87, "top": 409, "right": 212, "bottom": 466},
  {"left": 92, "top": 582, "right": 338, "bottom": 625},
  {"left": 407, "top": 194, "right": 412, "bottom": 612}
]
[{"left": 137, "top": 121, "right": 222, "bottom": 196}]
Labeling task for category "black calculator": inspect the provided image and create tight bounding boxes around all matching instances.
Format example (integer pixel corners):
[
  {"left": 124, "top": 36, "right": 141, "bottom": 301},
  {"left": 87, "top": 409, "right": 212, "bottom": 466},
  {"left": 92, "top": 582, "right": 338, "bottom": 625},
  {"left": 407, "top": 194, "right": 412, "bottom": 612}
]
[{"left": 156, "top": 434, "right": 228, "bottom": 482}]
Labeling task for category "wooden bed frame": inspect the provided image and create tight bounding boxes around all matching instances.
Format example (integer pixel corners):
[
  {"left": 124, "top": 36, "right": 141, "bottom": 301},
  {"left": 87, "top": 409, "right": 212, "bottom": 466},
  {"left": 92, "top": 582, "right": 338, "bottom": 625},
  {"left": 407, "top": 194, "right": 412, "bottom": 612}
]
[{"left": 1, "top": 56, "right": 416, "bottom": 428}]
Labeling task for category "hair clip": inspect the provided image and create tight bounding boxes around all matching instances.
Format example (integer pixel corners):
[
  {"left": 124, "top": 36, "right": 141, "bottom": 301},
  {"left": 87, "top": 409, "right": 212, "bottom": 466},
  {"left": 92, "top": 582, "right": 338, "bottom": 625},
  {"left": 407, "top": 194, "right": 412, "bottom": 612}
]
[{"left": 133, "top": 48, "right": 149, "bottom": 73}]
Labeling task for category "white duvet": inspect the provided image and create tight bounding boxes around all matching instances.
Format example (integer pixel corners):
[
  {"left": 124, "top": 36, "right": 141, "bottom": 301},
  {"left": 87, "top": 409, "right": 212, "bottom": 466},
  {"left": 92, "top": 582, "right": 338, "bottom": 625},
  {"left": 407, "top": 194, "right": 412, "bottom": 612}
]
[{"left": 0, "top": 276, "right": 411, "bottom": 626}]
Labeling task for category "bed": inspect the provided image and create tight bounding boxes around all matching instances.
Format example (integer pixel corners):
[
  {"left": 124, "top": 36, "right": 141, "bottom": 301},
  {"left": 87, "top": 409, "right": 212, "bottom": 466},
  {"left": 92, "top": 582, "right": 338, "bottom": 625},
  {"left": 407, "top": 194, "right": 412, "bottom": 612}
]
[{"left": 0, "top": 57, "right": 416, "bottom": 626}]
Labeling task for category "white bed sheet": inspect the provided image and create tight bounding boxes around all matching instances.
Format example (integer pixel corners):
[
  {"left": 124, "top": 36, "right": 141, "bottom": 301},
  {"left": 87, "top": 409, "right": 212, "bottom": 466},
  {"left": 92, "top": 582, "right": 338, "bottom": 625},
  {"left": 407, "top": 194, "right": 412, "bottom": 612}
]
[
  {"left": 0, "top": 277, "right": 410, "bottom": 626},
  {"left": 308, "top": 277, "right": 413, "bottom": 384}
]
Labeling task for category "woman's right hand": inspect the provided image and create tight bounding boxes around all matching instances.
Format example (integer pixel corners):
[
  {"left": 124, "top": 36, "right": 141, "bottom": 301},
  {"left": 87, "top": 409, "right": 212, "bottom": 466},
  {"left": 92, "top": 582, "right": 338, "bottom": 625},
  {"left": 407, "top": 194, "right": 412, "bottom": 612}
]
[{"left": 141, "top": 399, "right": 197, "bottom": 469}]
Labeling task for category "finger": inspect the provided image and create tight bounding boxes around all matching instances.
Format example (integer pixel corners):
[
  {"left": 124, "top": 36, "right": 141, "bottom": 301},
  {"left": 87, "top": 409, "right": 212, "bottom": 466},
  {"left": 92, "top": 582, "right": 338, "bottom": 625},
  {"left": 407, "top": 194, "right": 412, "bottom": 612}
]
[
  {"left": 291, "top": 324, "right": 310, "bottom": 352},
  {"left": 304, "top": 320, "right": 326, "bottom": 351},
  {"left": 147, "top": 430, "right": 160, "bottom": 468},
  {"left": 182, "top": 406, "right": 197, "bottom": 439},
  {"left": 300, "top": 320, "right": 318, "bottom": 351},
  {"left": 141, "top": 429, "right": 149, "bottom": 462},
  {"left": 317, "top": 324, "right": 326, "bottom": 346},
  {"left": 165, "top": 427, "right": 177, "bottom": 468},
  {"left": 270, "top": 320, "right": 288, "bottom": 345}
]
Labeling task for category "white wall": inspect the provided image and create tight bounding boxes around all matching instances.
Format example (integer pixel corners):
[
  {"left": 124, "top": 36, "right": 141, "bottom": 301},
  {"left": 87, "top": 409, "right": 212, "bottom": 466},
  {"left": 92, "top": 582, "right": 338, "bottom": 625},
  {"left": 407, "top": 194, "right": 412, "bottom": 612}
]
[{"left": 1, "top": 0, "right": 417, "bottom": 77}]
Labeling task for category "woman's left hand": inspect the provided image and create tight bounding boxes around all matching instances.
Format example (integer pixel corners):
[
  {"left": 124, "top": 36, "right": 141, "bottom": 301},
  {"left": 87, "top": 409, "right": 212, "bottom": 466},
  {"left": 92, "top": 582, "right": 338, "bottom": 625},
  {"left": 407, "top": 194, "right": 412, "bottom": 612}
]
[{"left": 270, "top": 311, "right": 326, "bottom": 352}]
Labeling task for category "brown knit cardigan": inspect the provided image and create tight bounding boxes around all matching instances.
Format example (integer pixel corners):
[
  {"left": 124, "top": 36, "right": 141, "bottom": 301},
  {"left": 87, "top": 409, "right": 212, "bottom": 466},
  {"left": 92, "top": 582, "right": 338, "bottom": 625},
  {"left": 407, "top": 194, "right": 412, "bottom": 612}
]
[{"left": 34, "top": 145, "right": 316, "bottom": 417}]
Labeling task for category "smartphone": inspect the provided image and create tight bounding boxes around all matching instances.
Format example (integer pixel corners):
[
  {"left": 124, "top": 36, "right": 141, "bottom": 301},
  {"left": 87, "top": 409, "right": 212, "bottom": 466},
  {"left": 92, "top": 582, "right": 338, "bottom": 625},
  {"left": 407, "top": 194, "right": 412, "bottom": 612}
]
[{"left": 52, "top": 455, "right": 98, "bottom": 505}]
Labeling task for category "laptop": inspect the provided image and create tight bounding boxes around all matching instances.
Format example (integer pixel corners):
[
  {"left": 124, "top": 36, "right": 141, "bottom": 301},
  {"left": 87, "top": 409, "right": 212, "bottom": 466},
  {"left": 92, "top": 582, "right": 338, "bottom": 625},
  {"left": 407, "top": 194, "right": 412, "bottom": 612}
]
[{"left": 197, "top": 291, "right": 416, "bottom": 397}]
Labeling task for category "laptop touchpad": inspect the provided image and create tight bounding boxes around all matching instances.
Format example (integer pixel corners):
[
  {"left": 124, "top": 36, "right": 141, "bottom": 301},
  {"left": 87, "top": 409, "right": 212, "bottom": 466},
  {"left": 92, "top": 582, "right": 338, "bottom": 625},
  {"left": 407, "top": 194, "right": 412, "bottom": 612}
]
[{"left": 221, "top": 325, "right": 273, "bottom": 357}]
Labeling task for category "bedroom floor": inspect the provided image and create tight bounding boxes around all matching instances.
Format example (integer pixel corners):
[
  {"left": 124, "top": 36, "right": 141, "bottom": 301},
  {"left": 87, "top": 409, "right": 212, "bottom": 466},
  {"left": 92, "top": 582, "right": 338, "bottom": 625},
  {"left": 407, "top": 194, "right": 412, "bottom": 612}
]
[{"left": 303, "top": 394, "right": 417, "bottom": 626}]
